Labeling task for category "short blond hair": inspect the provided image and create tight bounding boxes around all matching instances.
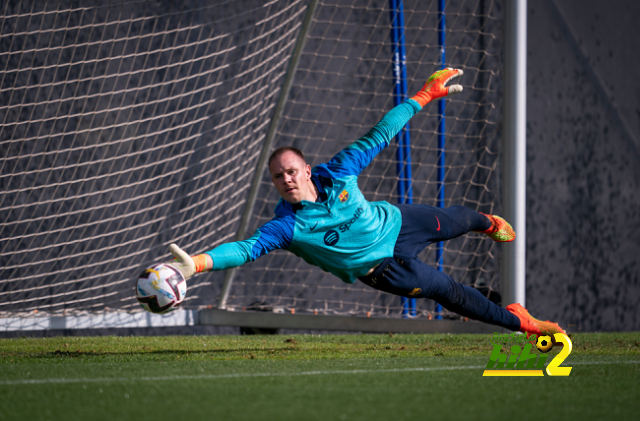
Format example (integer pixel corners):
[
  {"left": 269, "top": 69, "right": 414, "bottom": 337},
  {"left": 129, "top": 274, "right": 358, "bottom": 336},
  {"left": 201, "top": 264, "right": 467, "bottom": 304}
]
[{"left": 268, "top": 146, "right": 305, "bottom": 168}]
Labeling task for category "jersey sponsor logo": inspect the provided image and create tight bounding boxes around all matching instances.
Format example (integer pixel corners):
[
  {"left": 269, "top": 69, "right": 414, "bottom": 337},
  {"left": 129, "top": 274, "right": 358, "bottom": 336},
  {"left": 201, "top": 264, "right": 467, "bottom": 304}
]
[
  {"left": 339, "top": 206, "right": 364, "bottom": 233},
  {"left": 324, "top": 230, "right": 339, "bottom": 246},
  {"left": 339, "top": 189, "right": 349, "bottom": 202}
]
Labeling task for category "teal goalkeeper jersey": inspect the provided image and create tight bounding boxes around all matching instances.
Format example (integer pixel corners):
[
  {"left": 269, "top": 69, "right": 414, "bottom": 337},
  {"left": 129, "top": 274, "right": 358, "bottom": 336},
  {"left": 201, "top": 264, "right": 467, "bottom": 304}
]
[{"left": 205, "top": 99, "right": 422, "bottom": 283}]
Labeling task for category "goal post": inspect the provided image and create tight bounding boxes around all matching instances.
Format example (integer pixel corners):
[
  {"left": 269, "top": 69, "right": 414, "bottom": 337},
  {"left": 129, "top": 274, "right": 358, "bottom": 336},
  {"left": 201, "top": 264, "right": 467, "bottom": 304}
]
[
  {"left": 0, "top": 0, "right": 520, "bottom": 332},
  {"left": 501, "top": 0, "right": 527, "bottom": 309}
]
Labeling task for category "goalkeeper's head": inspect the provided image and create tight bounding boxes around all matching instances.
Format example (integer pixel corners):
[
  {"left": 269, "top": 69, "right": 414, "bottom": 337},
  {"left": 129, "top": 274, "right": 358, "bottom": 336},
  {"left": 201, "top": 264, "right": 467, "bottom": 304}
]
[{"left": 269, "top": 146, "right": 316, "bottom": 204}]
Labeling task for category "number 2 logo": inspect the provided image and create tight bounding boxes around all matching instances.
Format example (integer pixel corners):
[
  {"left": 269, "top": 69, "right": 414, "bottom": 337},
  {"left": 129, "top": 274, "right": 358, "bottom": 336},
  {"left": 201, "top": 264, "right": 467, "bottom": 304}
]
[{"left": 546, "top": 333, "right": 573, "bottom": 376}]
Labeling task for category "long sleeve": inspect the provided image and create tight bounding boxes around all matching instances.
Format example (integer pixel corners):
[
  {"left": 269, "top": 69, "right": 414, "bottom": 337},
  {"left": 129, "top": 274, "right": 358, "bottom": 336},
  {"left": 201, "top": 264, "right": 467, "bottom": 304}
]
[
  {"left": 205, "top": 215, "right": 295, "bottom": 270},
  {"left": 313, "top": 99, "right": 421, "bottom": 179}
]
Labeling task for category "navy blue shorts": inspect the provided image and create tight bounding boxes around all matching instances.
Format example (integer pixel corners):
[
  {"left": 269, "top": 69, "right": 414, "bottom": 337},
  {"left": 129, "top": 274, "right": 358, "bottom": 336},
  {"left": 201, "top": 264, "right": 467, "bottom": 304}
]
[{"left": 358, "top": 204, "right": 520, "bottom": 330}]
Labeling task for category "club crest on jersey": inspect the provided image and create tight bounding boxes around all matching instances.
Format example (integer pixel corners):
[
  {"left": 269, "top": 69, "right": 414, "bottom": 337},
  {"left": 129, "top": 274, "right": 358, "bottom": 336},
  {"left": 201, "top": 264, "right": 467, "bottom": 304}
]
[{"left": 339, "top": 189, "right": 349, "bottom": 203}]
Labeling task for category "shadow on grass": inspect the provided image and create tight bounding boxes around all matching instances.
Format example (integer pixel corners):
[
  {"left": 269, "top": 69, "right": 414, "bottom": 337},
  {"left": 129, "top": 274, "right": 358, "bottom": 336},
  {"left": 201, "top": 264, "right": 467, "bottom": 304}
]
[{"left": 1, "top": 346, "right": 302, "bottom": 359}]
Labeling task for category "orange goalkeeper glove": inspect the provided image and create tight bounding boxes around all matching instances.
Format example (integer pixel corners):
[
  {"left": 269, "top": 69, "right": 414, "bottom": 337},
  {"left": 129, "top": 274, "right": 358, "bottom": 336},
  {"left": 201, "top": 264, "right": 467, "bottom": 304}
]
[
  {"left": 410, "top": 68, "right": 464, "bottom": 107},
  {"left": 165, "top": 243, "right": 211, "bottom": 280}
]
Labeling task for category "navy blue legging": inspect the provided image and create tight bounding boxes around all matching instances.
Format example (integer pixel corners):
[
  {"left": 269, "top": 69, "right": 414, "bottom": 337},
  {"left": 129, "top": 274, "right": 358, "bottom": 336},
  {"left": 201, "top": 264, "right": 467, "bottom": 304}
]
[{"left": 358, "top": 204, "right": 520, "bottom": 331}]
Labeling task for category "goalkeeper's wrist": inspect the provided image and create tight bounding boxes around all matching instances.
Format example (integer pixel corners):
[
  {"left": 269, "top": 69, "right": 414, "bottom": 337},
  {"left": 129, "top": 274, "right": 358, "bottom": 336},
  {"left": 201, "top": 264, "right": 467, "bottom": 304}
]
[
  {"left": 192, "top": 254, "right": 212, "bottom": 273},
  {"left": 410, "top": 92, "right": 432, "bottom": 108}
]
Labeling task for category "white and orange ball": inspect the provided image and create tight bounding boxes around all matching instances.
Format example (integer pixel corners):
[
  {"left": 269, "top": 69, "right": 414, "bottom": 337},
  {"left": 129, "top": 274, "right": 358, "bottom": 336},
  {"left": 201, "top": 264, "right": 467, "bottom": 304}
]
[{"left": 136, "top": 264, "right": 187, "bottom": 314}]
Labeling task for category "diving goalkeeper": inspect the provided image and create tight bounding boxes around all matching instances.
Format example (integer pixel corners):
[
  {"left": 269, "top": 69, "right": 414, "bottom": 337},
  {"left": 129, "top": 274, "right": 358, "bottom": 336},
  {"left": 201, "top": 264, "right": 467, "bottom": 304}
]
[{"left": 166, "top": 68, "right": 565, "bottom": 337}]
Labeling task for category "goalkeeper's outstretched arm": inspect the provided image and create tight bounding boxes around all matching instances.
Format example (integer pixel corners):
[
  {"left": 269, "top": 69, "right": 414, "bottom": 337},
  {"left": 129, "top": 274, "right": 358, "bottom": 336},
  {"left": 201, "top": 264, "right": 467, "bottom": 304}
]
[
  {"left": 314, "top": 68, "right": 463, "bottom": 179},
  {"left": 165, "top": 217, "right": 293, "bottom": 280}
]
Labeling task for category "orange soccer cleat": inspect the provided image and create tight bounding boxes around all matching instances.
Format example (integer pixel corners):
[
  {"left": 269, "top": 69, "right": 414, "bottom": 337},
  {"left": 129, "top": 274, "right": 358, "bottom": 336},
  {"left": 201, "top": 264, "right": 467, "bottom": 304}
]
[
  {"left": 478, "top": 213, "right": 516, "bottom": 242},
  {"left": 506, "top": 303, "right": 566, "bottom": 337}
]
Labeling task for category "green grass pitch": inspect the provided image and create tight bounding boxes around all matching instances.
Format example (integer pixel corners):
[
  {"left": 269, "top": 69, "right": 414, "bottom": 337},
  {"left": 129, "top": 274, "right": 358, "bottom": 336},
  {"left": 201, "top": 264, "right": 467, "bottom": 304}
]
[{"left": 1, "top": 332, "right": 638, "bottom": 421}]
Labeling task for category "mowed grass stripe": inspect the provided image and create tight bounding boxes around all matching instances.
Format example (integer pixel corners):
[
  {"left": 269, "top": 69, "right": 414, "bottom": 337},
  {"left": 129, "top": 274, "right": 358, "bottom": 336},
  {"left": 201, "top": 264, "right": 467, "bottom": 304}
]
[{"left": 2, "top": 360, "right": 637, "bottom": 386}]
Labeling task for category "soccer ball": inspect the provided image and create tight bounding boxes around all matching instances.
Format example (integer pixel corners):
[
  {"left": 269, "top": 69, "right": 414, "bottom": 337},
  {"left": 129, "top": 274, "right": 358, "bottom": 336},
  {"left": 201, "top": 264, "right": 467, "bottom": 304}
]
[
  {"left": 536, "top": 335, "right": 554, "bottom": 353},
  {"left": 136, "top": 263, "right": 187, "bottom": 314}
]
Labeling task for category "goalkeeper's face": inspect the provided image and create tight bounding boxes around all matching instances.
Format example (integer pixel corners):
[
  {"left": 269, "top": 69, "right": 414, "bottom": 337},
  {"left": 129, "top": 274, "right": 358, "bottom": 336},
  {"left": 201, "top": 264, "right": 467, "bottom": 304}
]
[{"left": 270, "top": 151, "right": 314, "bottom": 204}]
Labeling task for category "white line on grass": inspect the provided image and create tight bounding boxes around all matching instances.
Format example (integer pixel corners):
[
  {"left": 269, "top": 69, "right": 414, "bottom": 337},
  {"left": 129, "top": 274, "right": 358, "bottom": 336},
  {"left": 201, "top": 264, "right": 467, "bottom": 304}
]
[
  {"left": 0, "top": 360, "right": 637, "bottom": 386},
  {"left": 0, "top": 365, "right": 485, "bottom": 385}
]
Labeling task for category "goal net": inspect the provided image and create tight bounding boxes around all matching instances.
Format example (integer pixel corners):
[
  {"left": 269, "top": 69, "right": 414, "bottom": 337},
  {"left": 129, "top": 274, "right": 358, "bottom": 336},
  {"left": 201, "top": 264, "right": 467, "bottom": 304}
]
[{"left": 0, "top": 0, "right": 503, "bottom": 323}]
